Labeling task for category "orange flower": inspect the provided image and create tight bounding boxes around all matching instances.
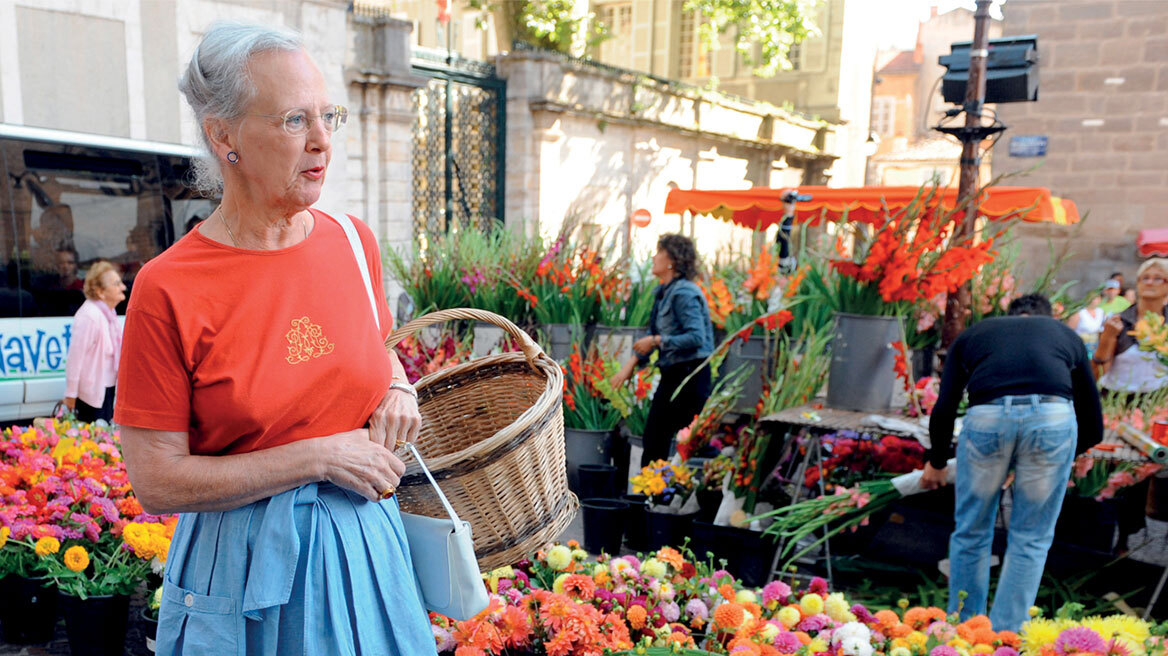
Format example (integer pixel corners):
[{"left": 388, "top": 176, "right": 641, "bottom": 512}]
[
  {"left": 626, "top": 604, "right": 647, "bottom": 629},
  {"left": 727, "top": 638, "right": 762, "bottom": 656},
  {"left": 560, "top": 574, "right": 596, "bottom": 600},
  {"left": 888, "top": 623, "right": 912, "bottom": 638},
  {"left": 64, "top": 545, "right": 89, "bottom": 572},
  {"left": 971, "top": 627, "right": 998, "bottom": 646},
  {"left": 719, "top": 583, "right": 737, "bottom": 602},
  {"left": 714, "top": 602, "right": 746, "bottom": 630},
  {"left": 656, "top": 547, "right": 685, "bottom": 571},
  {"left": 997, "top": 631, "right": 1021, "bottom": 648},
  {"left": 874, "top": 609, "right": 900, "bottom": 632}
]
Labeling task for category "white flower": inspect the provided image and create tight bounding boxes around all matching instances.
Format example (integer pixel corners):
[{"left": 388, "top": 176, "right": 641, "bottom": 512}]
[{"left": 833, "top": 621, "right": 874, "bottom": 656}]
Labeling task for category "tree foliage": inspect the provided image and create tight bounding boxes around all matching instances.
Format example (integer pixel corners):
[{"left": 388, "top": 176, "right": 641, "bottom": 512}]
[
  {"left": 468, "top": 0, "right": 610, "bottom": 56},
  {"left": 684, "top": 0, "right": 823, "bottom": 77}
]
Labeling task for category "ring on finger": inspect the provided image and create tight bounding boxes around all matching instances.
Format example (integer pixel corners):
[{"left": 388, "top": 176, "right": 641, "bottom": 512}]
[{"left": 380, "top": 486, "right": 396, "bottom": 500}]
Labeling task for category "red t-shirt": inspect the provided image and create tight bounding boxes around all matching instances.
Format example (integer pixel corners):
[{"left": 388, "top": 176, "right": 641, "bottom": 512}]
[{"left": 113, "top": 210, "right": 394, "bottom": 456}]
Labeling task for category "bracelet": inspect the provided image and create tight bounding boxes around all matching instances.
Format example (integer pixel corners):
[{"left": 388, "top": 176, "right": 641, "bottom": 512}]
[{"left": 389, "top": 381, "right": 418, "bottom": 399}]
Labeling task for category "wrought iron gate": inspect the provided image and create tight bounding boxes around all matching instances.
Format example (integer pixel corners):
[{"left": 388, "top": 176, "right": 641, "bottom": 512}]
[{"left": 411, "top": 52, "right": 506, "bottom": 235}]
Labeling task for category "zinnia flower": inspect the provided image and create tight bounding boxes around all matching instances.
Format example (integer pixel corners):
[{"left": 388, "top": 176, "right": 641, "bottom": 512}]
[
  {"left": 661, "top": 601, "right": 681, "bottom": 622},
  {"left": 34, "top": 536, "right": 60, "bottom": 557},
  {"left": 64, "top": 545, "right": 89, "bottom": 572},
  {"left": 994, "top": 648, "right": 1020, "bottom": 656},
  {"left": 931, "top": 646, "right": 960, "bottom": 656}
]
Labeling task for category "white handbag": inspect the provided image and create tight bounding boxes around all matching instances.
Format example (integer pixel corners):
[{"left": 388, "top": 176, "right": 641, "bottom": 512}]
[{"left": 330, "top": 208, "right": 490, "bottom": 621}]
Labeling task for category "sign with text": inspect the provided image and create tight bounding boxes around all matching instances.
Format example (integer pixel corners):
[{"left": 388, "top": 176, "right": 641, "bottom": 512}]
[{"left": 1008, "top": 135, "right": 1048, "bottom": 158}]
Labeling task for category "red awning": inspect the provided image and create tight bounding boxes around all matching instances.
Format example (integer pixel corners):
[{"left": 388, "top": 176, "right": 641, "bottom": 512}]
[
  {"left": 1139, "top": 228, "right": 1168, "bottom": 257},
  {"left": 663, "top": 186, "right": 1081, "bottom": 231}
]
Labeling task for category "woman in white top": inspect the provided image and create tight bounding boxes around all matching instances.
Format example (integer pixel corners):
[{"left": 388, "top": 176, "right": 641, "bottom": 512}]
[
  {"left": 63, "top": 260, "right": 126, "bottom": 422},
  {"left": 1067, "top": 293, "right": 1105, "bottom": 358},
  {"left": 1095, "top": 258, "right": 1168, "bottom": 395}
]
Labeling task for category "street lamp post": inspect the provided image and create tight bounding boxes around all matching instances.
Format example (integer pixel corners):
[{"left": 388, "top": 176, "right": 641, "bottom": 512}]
[{"left": 940, "top": 0, "right": 994, "bottom": 349}]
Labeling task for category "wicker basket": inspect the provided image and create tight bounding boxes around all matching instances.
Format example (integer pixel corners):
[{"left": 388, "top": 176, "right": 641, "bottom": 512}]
[{"left": 385, "top": 308, "right": 577, "bottom": 571}]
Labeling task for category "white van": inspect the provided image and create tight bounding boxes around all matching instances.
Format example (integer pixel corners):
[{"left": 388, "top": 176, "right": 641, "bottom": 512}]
[{"left": 0, "top": 123, "right": 216, "bottom": 421}]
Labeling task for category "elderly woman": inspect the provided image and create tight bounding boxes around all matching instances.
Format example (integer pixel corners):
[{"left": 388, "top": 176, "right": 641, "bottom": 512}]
[
  {"left": 1095, "top": 258, "right": 1168, "bottom": 393},
  {"left": 114, "top": 23, "right": 434, "bottom": 655},
  {"left": 611, "top": 234, "right": 715, "bottom": 467},
  {"left": 63, "top": 260, "right": 125, "bottom": 422}
]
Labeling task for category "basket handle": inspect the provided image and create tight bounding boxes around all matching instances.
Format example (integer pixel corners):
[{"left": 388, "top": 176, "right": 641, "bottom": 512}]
[{"left": 385, "top": 308, "right": 545, "bottom": 369}]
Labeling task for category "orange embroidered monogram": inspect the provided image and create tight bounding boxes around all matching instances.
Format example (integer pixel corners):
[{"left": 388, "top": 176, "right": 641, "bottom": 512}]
[{"left": 285, "top": 316, "right": 335, "bottom": 364}]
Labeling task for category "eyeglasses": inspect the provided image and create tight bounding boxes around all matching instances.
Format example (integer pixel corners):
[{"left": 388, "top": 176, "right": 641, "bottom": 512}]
[
  {"left": 1139, "top": 274, "right": 1167, "bottom": 284},
  {"left": 250, "top": 105, "right": 348, "bottom": 137}
]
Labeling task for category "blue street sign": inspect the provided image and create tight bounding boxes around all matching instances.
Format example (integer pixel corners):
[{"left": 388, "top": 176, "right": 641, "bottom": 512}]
[{"left": 1008, "top": 135, "right": 1048, "bottom": 157}]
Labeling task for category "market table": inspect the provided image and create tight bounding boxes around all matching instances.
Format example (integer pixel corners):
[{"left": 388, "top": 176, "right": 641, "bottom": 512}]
[
  {"left": 755, "top": 402, "right": 937, "bottom": 585},
  {"left": 756, "top": 402, "right": 1159, "bottom": 602}
]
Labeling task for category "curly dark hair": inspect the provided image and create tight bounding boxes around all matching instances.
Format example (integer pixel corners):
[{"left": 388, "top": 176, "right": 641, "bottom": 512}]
[
  {"left": 1007, "top": 293, "right": 1052, "bottom": 317},
  {"left": 657, "top": 234, "right": 700, "bottom": 280}
]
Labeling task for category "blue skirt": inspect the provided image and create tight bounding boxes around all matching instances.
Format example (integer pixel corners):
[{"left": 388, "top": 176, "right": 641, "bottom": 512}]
[{"left": 157, "top": 483, "right": 439, "bottom": 656}]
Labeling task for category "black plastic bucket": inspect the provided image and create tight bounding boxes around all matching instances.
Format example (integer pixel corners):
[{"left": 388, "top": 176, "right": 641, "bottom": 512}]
[
  {"left": 577, "top": 464, "right": 618, "bottom": 500},
  {"left": 59, "top": 593, "right": 130, "bottom": 656},
  {"left": 581, "top": 498, "right": 630, "bottom": 555},
  {"left": 622, "top": 494, "right": 650, "bottom": 551},
  {"left": 0, "top": 575, "right": 58, "bottom": 644}
]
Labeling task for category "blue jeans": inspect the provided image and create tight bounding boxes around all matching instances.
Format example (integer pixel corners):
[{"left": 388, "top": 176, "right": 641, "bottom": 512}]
[{"left": 949, "top": 395, "right": 1076, "bottom": 631}]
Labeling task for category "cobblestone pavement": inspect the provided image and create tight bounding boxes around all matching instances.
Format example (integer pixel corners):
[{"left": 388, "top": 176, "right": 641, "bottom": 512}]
[{"left": 0, "top": 591, "right": 152, "bottom": 656}]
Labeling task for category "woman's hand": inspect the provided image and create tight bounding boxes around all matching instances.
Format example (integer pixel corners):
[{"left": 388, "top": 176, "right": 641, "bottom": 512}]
[
  {"left": 368, "top": 386, "right": 422, "bottom": 451},
  {"left": 609, "top": 360, "right": 636, "bottom": 388},
  {"left": 63, "top": 397, "right": 76, "bottom": 411},
  {"left": 1101, "top": 314, "right": 1124, "bottom": 339},
  {"left": 633, "top": 335, "right": 659, "bottom": 356},
  {"left": 320, "top": 429, "right": 407, "bottom": 503}
]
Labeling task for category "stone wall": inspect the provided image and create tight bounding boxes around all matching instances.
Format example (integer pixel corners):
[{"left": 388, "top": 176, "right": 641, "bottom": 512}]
[
  {"left": 494, "top": 48, "right": 840, "bottom": 259},
  {"left": 992, "top": 0, "right": 1168, "bottom": 293}
]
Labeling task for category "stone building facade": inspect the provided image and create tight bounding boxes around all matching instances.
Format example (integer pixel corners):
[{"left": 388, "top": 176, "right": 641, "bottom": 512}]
[
  {"left": 0, "top": 0, "right": 842, "bottom": 297},
  {"left": 992, "top": 0, "right": 1168, "bottom": 291}
]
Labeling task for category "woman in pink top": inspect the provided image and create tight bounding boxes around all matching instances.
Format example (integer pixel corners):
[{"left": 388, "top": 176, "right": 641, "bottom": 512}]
[{"left": 64, "top": 260, "right": 126, "bottom": 422}]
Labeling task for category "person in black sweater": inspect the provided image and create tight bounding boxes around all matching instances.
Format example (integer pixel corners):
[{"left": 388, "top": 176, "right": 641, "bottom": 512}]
[{"left": 920, "top": 294, "right": 1103, "bottom": 632}]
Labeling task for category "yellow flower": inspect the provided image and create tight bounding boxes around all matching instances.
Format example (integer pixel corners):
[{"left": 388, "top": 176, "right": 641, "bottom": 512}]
[
  {"left": 1020, "top": 618, "right": 1062, "bottom": 654},
  {"left": 890, "top": 648, "right": 912, "bottom": 656},
  {"left": 973, "top": 645, "right": 994, "bottom": 654},
  {"left": 809, "top": 638, "right": 829, "bottom": 653},
  {"left": 1028, "top": 606, "right": 1042, "bottom": 618},
  {"left": 552, "top": 572, "right": 569, "bottom": 595},
  {"left": 546, "top": 545, "right": 572, "bottom": 571},
  {"left": 776, "top": 605, "right": 801, "bottom": 628},
  {"left": 64, "top": 545, "right": 89, "bottom": 572},
  {"left": 641, "top": 558, "right": 667, "bottom": 579},
  {"left": 0, "top": 526, "right": 9, "bottom": 549},
  {"left": 759, "top": 623, "right": 780, "bottom": 641},
  {"left": 824, "top": 592, "right": 853, "bottom": 622},
  {"left": 735, "top": 589, "right": 758, "bottom": 605},
  {"left": 34, "top": 536, "right": 60, "bottom": 557},
  {"left": 800, "top": 593, "right": 824, "bottom": 616}
]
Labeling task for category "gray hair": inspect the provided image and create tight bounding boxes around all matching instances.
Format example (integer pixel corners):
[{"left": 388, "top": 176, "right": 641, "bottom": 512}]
[{"left": 178, "top": 21, "right": 303, "bottom": 195}]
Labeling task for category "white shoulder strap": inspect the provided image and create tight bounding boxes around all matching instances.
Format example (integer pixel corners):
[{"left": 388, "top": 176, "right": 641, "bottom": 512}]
[
  {"left": 405, "top": 442, "right": 464, "bottom": 526},
  {"left": 324, "top": 208, "right": 380, "bottom": 332}
]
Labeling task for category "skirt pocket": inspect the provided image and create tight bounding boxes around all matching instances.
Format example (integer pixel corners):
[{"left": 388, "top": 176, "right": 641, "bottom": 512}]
[{"left": 159, "top": 581, "right": 240, "bottom": 655}]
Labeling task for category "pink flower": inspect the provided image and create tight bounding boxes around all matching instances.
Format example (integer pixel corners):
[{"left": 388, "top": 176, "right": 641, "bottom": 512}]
[
  {"left": 762, "top": 580, "right": 792, "bottom": 605},
  {"left": 1073, "top": 457, "right": 1095, "bottom": 479},
  {"left": 1055, "top": 627, "right": 1107, "bottom": 655}
]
